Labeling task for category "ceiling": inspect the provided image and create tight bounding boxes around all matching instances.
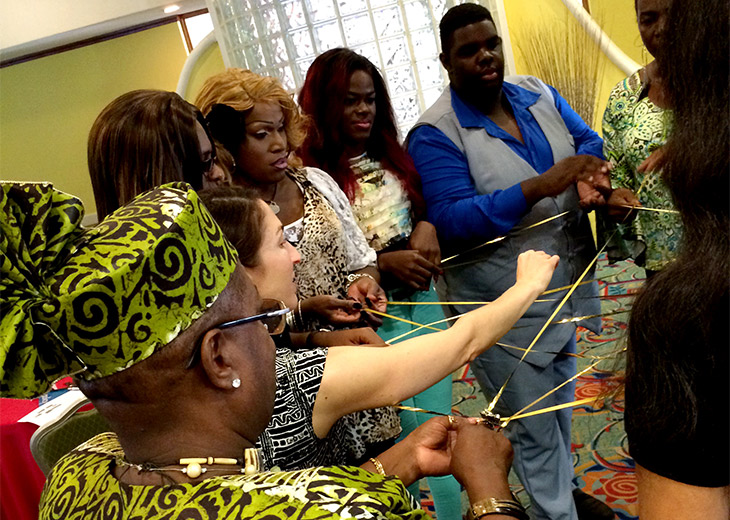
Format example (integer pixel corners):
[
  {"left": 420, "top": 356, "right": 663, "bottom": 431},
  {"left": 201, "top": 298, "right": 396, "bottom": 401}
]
[{"left": 0, "top": 0, "right": 207, "bottom": 62}]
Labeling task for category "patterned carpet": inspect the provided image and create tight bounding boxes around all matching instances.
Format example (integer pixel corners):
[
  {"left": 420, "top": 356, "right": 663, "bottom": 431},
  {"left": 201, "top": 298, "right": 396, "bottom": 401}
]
[{"left": 417, "top": 255, "right": 644, "bottom": 519}]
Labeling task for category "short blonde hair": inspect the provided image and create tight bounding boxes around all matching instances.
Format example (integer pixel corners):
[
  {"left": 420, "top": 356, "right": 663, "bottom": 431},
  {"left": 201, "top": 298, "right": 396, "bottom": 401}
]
[{"left": 195, "top": 68, "right": 306, "bottom": 151}]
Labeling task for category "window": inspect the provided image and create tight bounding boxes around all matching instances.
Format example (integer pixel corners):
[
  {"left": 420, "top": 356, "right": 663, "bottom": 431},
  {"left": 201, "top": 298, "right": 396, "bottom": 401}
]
[
  {"left": 182, "top": 12, "right": 216, "bottom": 50},
  {"left": 206, "top": 0, "right": 513, "bottom": 134}
]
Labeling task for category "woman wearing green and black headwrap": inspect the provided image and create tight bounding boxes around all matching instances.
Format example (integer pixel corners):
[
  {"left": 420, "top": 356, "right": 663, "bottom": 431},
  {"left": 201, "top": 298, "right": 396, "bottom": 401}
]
[{"left": 0, "top": 182, "right": 523, "bottom": 520}]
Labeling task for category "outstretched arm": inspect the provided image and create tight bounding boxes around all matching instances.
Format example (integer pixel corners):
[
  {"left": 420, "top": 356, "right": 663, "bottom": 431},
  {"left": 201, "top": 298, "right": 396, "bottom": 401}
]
[{"left": 312, "top": 250, "right": 559, "bottom": 437}]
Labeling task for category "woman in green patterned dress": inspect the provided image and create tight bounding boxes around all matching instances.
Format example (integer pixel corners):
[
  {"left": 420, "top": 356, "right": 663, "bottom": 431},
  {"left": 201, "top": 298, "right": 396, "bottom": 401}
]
[
  {"left": 601, "top": 0, "right": 681, "bottom": 275},
  {"left": 0, "top": 182, "right": 523, "bottom": 519}
]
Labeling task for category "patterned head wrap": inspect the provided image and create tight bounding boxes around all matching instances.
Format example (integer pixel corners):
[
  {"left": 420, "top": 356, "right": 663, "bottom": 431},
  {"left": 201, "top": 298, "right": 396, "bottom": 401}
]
[{"left": 0, "top": 182, "right": 238, "bottom": 398}]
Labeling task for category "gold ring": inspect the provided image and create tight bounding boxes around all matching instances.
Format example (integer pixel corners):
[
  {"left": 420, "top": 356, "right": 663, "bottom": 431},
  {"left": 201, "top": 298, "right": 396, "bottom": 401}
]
[{"left": 448, "top": 415, "right": 455, "bottom": 427}]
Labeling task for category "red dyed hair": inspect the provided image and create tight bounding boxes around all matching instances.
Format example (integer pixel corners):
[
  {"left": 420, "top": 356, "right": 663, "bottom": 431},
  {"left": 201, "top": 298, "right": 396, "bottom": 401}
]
[{"left": 298, "top": 48, "right": 425, "bottom": 219}]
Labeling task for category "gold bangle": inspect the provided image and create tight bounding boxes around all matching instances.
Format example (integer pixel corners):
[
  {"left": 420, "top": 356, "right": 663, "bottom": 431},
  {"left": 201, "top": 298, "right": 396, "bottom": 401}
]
[
  {"left": 368, "top": 457, "right": 387, "bottom": 477},
  {"left": 468, "top": 494, "right": 528, "bottom": 520}
]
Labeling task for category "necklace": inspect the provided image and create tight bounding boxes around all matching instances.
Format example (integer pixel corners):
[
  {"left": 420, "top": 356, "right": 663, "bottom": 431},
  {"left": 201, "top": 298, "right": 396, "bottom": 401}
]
[
  {"left": 265, "top": 182, "right": 280, "bottom": 215},
  {"left": 119, "top": 447, "right": 262, "bottom": 479}
]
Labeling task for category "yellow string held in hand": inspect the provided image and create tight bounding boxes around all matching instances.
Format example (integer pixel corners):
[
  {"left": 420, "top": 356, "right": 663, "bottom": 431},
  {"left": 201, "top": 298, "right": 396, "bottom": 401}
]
[
  {"left": 373, "top": 198, "right": 647, "bottom": 428},
  {"left": 439, "top": 197, "right": 672, "bottom": 270},
  {"left": 363, "top": 308, "right": 444, "bottom": 333},
  {"left": 485, "top": 177, "right": 652, "bottom": 413},
  {"left": 370, "top": 252, "right": 634, "bottom": 416},
  {"left": 396, "top": 397, "right": 603, "bottom": 430},
  {"left": 440, "top": 211, "right": 571, "bottom": 265},
  {"left": 485, "top": 224, "right": 618, "bottom": 413}
]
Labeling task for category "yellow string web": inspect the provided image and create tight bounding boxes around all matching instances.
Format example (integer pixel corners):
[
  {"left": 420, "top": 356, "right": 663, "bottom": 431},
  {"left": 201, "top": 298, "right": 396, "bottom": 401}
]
[{"left": 365, "top": 199, "right": 649, "bottom": 426}]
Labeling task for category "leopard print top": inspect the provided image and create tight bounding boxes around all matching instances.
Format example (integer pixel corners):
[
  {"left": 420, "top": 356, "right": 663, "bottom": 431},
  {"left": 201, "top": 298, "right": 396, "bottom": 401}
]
[
  {"left": 283, "top": 168, "right": 402, "bottom": 457},
  {"left": 287, "top": 168, "right": 350, "bottom": 301}
]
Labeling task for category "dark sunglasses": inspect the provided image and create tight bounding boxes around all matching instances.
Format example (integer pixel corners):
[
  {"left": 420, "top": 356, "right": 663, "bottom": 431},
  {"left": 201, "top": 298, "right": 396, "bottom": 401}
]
[
  {"left": 196, "top": 110, "right": 219, "bottom": 176},
  {"left": 201, "top": 147, "right": 218, "bottom": 176},
  {"left": 186, "top": 299, "right": 289, "bottom": 369}
]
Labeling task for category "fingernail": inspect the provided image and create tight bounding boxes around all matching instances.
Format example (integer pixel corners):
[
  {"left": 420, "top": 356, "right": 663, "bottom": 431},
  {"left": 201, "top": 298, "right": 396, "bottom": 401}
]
[{"left": 352, "top": 302, "right": 362, "bottom": 310}]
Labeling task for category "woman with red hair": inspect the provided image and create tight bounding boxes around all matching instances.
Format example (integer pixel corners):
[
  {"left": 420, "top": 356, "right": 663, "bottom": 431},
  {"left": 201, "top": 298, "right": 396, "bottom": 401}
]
[{"left": 299, "top": 48, "right": 460, "bottom": 519}]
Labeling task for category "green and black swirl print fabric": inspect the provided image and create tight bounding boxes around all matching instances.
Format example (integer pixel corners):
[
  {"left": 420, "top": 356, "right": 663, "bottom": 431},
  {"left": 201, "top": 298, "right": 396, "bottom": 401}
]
[
  {"left": 1, "top": 183, "right": 87, "bottom": 398},
  {"left": 0, "top": 182, "right": 238, "bottom": 398},
  {"left": 40, "top": 432, "right": 428, "bottom": 520}
]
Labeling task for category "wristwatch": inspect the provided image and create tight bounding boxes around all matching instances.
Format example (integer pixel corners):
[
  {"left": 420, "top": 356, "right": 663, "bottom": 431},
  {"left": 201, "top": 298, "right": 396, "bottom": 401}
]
[{"left": 467, "top": 495, "right": 529, "bottom": 520}]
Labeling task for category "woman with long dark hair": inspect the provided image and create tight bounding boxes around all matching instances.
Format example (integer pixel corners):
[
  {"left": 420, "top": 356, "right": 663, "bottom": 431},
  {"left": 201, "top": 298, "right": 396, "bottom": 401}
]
[
  {"left": 298, "top": 48, "right": 460, "bottom": 519},
  {"left": 623, "top": 0, "right": 729, "bottom": 516}
]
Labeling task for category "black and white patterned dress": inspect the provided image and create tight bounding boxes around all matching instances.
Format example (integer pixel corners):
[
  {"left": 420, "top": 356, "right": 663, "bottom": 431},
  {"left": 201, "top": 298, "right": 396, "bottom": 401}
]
[{"left": 257, "top": 346, "right": 350, "bottom": 470}]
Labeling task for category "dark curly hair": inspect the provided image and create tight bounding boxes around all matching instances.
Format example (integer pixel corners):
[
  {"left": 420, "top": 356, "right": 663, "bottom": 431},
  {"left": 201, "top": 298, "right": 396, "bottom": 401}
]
[{"left": 439, "top": 3, "right": 493, "bottom": 55}]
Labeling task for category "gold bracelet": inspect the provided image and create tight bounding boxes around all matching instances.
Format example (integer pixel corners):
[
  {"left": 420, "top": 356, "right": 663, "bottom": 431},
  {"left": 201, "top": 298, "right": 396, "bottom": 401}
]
[
  {"left": 468, "top": 494, "right": 528, "bottom": 520},
  {"left": 368, "top": 457, "right": 387, "bottom": 476}
]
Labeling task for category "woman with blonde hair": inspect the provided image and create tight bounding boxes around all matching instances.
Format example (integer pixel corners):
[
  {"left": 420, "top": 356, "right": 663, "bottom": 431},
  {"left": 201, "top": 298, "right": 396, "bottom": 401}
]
[
  {"left": 196, "top": 69, "right": 385, "bottom": 331},
  {"left": 196, "top": 69, "right": 399, "bottom": 463}
]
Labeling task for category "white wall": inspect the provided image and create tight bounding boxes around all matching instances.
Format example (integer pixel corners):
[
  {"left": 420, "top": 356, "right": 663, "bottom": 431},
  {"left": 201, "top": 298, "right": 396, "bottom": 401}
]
[{"left": 0, "top": 0, "right": 205, "bottom": 60}]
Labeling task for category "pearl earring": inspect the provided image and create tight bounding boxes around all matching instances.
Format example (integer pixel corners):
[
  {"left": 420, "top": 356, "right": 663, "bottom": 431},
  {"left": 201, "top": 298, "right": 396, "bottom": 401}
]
[{"left": 232, "top": 378, "right": 241, "bottom": 389}]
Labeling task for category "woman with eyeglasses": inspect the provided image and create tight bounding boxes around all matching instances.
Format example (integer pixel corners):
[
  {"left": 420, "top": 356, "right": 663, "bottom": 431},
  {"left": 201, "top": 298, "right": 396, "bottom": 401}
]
[
  {"left": 88, "top": 89, "right": 228, "bottom": 220},
  {"left": 9, "top": 182, "right": 518, "bottom": 520},
  {"left": 199, "top": 185, "right": 560, "bottom": 475}
]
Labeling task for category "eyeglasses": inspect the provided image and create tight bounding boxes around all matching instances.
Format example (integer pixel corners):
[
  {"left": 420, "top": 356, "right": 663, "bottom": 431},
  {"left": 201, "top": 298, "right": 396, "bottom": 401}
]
[
  {"left": 186, "top": 299, "right": 289, "bottom": 369},
  {"left": 201, "top": 147, "right": 218, "bottom": 176}
]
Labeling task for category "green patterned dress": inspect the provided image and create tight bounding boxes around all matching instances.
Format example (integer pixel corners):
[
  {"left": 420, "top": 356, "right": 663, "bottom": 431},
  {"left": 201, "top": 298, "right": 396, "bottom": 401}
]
[
  {"left": 601, "top": 69, "right": 681, "bottom": 271},
  {"left": 39, "top": 433, "right": 426, "bottom": 519}
]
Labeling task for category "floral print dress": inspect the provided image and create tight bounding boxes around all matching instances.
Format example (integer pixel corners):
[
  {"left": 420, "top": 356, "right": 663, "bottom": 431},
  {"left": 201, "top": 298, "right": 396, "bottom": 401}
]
[{"left": 601, "top": 69, "right": 682, "bottom": 271}]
